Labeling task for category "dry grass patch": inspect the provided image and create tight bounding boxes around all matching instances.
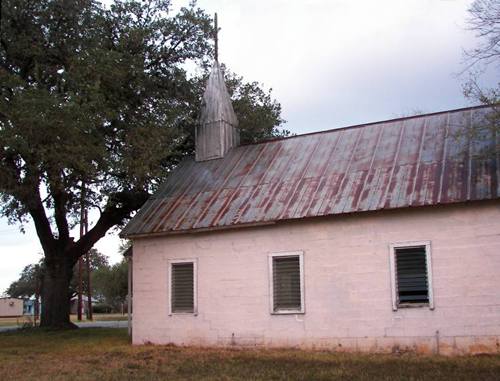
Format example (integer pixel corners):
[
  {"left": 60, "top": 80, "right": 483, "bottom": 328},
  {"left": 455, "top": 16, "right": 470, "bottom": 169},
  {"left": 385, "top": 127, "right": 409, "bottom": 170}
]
[
  {"left": 0, "top": 313, "right": 126, "bottom": 328},
  {"left": 0, "top": 316, "right": 36, "bottom": 327},
  {"left": 1, "top": 328, "right": 500, "bottom": 380}
]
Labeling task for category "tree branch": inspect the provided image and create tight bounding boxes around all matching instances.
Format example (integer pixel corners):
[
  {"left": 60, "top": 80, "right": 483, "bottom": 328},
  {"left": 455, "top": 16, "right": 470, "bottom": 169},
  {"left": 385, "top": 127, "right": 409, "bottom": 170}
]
[
  {"left": 28, "top": 191, "right": 56, "bottom": 256},
  {"left": 48, "top": 174, "right": 70, "bottom": 242},
  {"left": 68, "top": 190, "right": 149, "bottom": 260}
]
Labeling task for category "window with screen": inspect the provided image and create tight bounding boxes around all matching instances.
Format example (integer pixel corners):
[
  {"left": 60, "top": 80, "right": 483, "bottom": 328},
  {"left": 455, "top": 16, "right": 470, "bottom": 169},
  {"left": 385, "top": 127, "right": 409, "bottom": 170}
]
[
  {"left": 390, "top": 242, "right": 434, "bottom": 310},
  {"left": 270, "top": 252, "right": 304, "bottom": 313},
  {"left": 170, "top": 261, "right": 195, "bottom": 313}
]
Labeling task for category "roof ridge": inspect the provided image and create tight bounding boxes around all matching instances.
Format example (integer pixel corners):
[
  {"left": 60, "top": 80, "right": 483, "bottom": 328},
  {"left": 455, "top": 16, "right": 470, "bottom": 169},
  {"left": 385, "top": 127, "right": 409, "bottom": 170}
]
[
  {"left": 122, "top": 104, "right": 499, "bottom": 238},
  {"left": 241, "top": 104, "right": 492, "bottom": 147}
]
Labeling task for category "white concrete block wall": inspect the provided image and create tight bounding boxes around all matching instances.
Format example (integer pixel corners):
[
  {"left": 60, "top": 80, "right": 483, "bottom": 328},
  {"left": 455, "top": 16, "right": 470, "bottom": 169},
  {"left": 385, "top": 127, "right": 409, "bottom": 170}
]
[{"left": 131, "top": 201, "right": 500, "bottom": 354}]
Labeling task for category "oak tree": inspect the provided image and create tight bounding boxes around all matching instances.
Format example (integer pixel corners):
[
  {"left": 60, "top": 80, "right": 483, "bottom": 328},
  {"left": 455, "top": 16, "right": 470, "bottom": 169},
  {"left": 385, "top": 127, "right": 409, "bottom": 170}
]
[{"left": 0, "top": 0, "right": 287, "bottom": 328}]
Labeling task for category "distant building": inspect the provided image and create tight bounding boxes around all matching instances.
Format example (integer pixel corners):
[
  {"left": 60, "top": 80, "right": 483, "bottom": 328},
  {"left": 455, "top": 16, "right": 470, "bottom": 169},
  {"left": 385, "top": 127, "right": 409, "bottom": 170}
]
[
  {"left": 0, "top": 297, "right": 24, "bottom": 317},
  {"left": 23, "top": 299, "right": 36, "bottom": 316},
  {"left": 0, "top": 297, "right": 40, "bottom": 318},
  {"left": 122, "top": 60, "right": 500, "bottom": 355},
  {"left": 69, "top": 296, "right": 97, "bottom": 316}
]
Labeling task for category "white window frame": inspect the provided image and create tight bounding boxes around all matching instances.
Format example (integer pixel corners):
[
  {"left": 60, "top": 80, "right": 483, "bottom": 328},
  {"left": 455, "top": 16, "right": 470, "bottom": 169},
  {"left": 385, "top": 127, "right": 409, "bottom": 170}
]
[
  {"left": 268, "top": 251, "right": 305, "bottom": 315},
  {"left": 389, "top": 241, "right": 434, "bottom": 311},
  {"left": 168, "top": 258, "right": 198, "bottom": 316}
]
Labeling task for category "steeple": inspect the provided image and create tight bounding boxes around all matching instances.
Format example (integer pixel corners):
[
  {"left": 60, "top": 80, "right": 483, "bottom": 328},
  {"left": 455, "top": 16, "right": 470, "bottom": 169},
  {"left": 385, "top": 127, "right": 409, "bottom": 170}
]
[{"left": 195, "top": 14, "right": 239, "bottom": 161}]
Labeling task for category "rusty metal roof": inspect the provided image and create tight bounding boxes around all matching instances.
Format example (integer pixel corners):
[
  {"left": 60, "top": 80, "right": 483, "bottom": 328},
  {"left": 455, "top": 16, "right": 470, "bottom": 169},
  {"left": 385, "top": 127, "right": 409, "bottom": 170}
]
[{"left": 121, "top": 105, "right": 499, "bottom": 237}]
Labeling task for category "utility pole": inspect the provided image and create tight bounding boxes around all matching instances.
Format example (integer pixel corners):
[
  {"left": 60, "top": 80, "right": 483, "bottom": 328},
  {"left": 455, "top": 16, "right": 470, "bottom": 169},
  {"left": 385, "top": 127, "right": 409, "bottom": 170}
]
[
  {"left": 34, "top": 275, "right": 40, "bottom": 327},
  {"left": 77, "top": 244, "right": 83, "bottom": 319},
  {"left": 85, "top": 209, "right": 93, "bottom": 320},
  {"left": 77, "top": 182, "right": 85, "bottom": 321}
]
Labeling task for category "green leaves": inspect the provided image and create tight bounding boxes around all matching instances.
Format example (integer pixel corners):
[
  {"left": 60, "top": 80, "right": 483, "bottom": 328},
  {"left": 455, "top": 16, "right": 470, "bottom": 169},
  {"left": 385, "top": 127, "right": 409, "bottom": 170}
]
[
  {"left": 0, "top": 0, "right": 286, "bottom": 253},
  {"left": 92, "top": 259, "right": 128, "bottom": 308},
  {"left": 6, "top": 263, "right": 43, "bottom": 298},
  {"left": 1, "top": 0, "right": 287, "bottom": 326},
  {"left": 1, "top": 0, "right": 211, "bottom": 225}
]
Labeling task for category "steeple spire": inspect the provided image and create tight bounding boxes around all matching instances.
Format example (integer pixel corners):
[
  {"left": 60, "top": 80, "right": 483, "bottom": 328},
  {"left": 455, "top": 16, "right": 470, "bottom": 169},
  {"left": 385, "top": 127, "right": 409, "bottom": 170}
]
[{"left": 195, "top": 14, "right": 239, "bottom": 161}]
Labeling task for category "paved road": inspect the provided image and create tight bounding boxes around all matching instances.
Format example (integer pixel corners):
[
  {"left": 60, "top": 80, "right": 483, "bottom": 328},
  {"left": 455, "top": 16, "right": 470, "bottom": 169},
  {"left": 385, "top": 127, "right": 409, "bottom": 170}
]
[
  {"left": 0, "top": 320, "right": 127, "bottom": 332},
  {"left": 76, "top": 320, "right": 127, "bottom": 329}
]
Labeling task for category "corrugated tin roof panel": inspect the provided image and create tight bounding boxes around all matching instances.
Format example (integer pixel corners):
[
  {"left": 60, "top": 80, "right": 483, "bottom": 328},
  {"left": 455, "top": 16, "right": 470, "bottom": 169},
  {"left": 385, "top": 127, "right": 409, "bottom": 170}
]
[{"left": 121, "top": 106, "right": 499, "bottom": 237}]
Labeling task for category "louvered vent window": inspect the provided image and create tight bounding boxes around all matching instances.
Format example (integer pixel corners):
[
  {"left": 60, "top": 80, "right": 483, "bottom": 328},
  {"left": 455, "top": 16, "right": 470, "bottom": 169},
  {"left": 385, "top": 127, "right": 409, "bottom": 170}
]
[
  {"left": 395, "top": 246, "right": 429, "bottom": 305},
  {"left": 271, "top": 253, "right": 304, "bottom": 313},
  {"left": 171, "top": 262, "right": 194, "bottom": 313}
]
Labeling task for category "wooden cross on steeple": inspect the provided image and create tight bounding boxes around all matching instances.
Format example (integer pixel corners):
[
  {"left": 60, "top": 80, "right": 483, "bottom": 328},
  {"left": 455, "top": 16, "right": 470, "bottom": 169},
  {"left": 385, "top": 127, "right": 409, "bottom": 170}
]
[{"left": 214, "top": 13, "right": 219, "bottom": 63}]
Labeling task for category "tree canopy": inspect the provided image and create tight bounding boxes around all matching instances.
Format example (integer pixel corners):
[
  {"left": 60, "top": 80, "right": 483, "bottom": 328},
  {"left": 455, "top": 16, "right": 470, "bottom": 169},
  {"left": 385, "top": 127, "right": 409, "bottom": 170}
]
[
  {"left": 5, "top": 248, "right": 109, "bottom": 299},
  {"left": 5, "top": 262, "right": 43, "bottom": 299},
  {"left": 0, "top": 0, "right": 287, "bottom": 327},
  {"left": 92, "top": 259, "right": 128, "bottom": 311}
]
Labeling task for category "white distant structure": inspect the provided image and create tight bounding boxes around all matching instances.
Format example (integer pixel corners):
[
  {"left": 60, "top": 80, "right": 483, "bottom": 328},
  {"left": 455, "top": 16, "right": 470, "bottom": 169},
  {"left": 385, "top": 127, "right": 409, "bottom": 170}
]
[{"left": 0, "top": 297, "right": 23, "bottom": 317}]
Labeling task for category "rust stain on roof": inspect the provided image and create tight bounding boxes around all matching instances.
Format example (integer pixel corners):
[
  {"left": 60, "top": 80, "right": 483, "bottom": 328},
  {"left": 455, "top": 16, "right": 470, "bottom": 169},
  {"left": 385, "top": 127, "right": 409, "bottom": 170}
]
[{"left": 121, "top": 106, "right": 499, "bottom": 237}]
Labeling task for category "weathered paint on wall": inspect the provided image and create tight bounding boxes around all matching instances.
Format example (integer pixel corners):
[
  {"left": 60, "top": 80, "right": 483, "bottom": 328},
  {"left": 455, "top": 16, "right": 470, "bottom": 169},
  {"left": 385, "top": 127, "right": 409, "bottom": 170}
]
[
  {"left": 0, "top": 298, "right": 23, "bottom": 317},
  {"left": 132, "top": 201, "right": 500, "bottom": 355}
]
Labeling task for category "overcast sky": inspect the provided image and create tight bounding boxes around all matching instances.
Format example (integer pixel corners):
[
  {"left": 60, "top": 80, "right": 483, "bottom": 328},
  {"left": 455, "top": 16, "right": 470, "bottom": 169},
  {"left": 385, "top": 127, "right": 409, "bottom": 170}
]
[{"left": 1, "top": 0, "right": 496, "bottom": 293}]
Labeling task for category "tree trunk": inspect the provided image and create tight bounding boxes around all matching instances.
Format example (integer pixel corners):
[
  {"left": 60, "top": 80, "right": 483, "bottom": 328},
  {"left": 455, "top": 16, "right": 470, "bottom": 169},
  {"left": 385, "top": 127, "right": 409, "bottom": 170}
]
[{"left": 40, "top": 254, "right": 76, "bottom": 329}]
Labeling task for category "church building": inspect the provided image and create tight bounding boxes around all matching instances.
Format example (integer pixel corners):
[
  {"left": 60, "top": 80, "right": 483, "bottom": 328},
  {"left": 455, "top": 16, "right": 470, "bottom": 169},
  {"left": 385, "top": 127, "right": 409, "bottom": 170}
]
[{"left": 121, "top": 58, "right": 500, "bottom": 355}]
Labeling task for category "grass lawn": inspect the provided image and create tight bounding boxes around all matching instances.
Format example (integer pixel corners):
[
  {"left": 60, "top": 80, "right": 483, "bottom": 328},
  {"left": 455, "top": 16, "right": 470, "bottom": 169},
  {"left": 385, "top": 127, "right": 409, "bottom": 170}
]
[{"left": 1, "top": 329, "right": 499, "bottom": 381}]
